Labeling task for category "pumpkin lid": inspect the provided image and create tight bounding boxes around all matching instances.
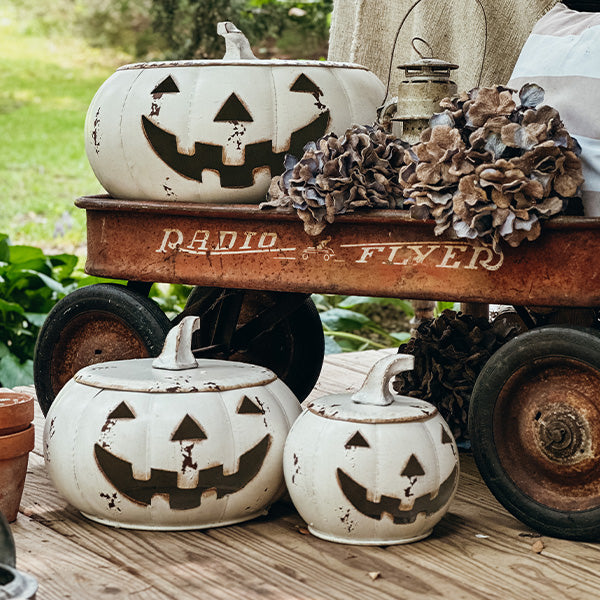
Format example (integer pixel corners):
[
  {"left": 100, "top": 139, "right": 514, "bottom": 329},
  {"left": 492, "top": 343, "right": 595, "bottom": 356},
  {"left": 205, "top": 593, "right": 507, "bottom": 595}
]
[
  {"left": 305, "top": 394, "right": 437, "bottom": 424},
  {"left": 75, "top": 357, "right": 277, "bottom": 393},
  {"left": 305, "top": 353, "right": 438, "bottom": 424},
  {"left": 74, "top": 317, "right": 278, "bottom": 393},
  {"left": 118, "top": 59, "right": 371, "bottom": 72}
]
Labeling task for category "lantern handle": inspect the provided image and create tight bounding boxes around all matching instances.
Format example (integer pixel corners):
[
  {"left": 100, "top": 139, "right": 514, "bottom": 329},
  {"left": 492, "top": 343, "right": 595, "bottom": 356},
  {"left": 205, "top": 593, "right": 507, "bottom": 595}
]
[
  {"left": 382, "top": 0, "right": 488, "bottom": 103},
  {"left": 411, "top": 37, "right": 434, "bottom": 60},
  {"left": 351, "top": 353, "right": 414, "bottom": 406}
]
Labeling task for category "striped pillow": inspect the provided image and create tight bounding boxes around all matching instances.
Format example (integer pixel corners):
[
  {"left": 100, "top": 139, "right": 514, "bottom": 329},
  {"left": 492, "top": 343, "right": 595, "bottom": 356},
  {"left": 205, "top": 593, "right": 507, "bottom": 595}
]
[{"left": 509, "top": 2, "right": 600, "bottom": 216}]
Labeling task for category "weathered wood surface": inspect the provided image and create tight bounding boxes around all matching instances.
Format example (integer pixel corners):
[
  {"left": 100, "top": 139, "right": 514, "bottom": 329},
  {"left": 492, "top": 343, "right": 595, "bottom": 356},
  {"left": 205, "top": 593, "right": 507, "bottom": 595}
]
[{"left": 10, "top": 350, "right": 600, "bottom": 599}]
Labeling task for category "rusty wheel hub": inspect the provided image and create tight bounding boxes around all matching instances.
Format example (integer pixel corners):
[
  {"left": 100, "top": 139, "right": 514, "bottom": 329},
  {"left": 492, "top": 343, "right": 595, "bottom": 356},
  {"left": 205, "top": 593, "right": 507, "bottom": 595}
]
[
  {"left": 535, "top": 403, "right": 591, "bottom": 464},
  {"left": 494, "top": 357, "right": 600, "bottom": 511},
  {"left": 50, "top": 311, "right": 150, "bottom": 395}
]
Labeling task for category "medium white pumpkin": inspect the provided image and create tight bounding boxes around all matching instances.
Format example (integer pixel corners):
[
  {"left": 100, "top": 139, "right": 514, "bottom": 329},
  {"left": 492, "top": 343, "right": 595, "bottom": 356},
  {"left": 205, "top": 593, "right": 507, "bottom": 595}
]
[
  {"left": 85, "top": 57, "right": 385, "bottom": 204},
  {"left": 284, "top": 354, "right": 459, "bottom": 544},
  {"left": 44, "top": 317, "right": 301, "bottom": 530}
]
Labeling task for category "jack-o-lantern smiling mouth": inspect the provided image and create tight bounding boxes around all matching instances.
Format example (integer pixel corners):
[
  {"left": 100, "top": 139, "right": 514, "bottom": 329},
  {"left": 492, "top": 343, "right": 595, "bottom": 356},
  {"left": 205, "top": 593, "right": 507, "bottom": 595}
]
[
  {"left": 94, "top": 434, "right": 271, "bottom": 510},
  {"left": 141, "top": 110, "right": 330, "bottom": 188},
  {"left": 337, "top": 465, "right": 458, "bottom": 525}
]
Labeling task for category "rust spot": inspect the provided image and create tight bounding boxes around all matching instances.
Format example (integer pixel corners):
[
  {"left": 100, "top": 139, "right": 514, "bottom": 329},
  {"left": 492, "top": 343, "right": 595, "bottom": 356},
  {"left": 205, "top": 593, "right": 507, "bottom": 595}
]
[
  {"left": 92, "top": 108, "right": 101, "bottom": 154},
  {"left": 181, "top": 442, "right": 198, "bottom": 472},
  {"left": 150, "top": 100, "right": 161, "bottom": 117},
  {"left": 100, "top": 491, "right": 121, "bottom": 511}
]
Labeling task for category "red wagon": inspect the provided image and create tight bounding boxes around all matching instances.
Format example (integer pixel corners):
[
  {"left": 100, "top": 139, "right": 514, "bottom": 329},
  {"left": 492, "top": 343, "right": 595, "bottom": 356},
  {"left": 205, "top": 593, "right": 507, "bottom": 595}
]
[{"left": 34, "top": 195, "right": 600, "bottom": 541}]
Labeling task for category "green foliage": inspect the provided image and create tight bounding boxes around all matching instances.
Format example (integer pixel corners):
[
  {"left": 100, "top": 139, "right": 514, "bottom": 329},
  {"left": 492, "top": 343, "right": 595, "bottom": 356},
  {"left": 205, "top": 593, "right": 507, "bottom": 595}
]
[
  {"left": 0, "top": 234, "right": 81, "bottom": 387},
  {"left": 5, "top": 0, "right": 332, "bottom": 61},
  {"left": 0, "top": 10, "right": 125, "bottom": 250},
  {"left": 312, "top": 294, "right": 412, "bottom": 354},
  {"left": 150, "top": 283, "right": 193, "bottom": 318}
]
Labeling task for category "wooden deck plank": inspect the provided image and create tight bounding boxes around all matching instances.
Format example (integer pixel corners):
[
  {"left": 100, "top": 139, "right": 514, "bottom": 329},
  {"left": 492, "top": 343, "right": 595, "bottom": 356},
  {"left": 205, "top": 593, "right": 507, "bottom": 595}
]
[{"left": 7, "top": 351, "right": 600, "bottom": 599}]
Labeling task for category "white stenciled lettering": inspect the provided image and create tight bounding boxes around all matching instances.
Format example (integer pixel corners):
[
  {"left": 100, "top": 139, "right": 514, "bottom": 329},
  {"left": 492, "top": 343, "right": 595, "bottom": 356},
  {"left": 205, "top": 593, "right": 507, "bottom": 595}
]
[
  {"left": 258, "top": 232, "right": 277, "bottom": 248},
  {"left": 356, "top": 246, "right": 385, "bottom": 263},
  {"left": 385, "top": 246, "right": 409, "bottom": 265},
  {"left": 436, "top": 245, "right": 468, "bottom": 268},
  {"left": 186, "top": 230, "right": 210, "bottom": 251},
  {"left": 465, "top": 246, "right": 504, "bottom": 271},
  {"left": 156, "top": 228, "right": 183, "bottom": 253},
  {"left": 218, "top": 231, "right": 237, "bottom": 250},
  {"left": 408, "top": 245, "right": 440, "bottom": 264},
  {"left": 240, "top": 231, "right": 257, "bottom": 250}
]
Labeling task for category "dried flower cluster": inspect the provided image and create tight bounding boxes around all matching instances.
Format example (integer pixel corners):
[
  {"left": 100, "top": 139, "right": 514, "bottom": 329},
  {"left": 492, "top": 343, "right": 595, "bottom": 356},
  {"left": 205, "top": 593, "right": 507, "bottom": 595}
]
[
  {"left": 392, "top": 309, "right": 520, "bottom": 444},
  {"left": 402, "top": 84, "right": 584, "bottom": 249},
  {"left": 262, "top": 124, "right": 408, "bottom": 235}
]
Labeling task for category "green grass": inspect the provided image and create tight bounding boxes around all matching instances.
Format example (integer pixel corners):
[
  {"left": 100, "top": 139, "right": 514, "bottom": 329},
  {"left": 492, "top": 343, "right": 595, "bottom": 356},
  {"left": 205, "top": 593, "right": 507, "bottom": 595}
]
[{"left": 0, "top": 7, "right": 129, "bottom": 252}]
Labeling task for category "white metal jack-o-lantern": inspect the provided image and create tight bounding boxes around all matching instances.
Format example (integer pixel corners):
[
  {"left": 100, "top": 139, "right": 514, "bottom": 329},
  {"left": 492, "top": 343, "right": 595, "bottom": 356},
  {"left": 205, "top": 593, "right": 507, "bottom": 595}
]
[
  {"left": 284, "top": 354, "right": 459, "bottom": 545},
  {"left": 85, "top": 22, "right": 385, "bottom": 204},
  {"left": 44, "top": 317, "right": 301, "bottom": 530}
]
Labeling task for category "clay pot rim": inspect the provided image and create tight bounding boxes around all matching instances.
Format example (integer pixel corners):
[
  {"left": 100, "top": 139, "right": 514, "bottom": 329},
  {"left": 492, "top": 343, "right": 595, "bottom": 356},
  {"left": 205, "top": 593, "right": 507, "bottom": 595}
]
[
  {"left": 0, "top": 424, "right": 35, "bottom": 460},
  {"left": 0, "top": 392, "right": 34, "bottom": 435}
]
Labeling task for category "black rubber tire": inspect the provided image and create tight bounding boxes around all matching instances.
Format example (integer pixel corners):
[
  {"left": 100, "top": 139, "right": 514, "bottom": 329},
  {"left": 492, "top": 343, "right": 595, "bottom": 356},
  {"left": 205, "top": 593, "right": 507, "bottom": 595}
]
[
  {"left": 184, "top": 288, "right": 324, "bottom": 403},
  {"left": 469, "top": 326, "right": 600, "bottom": 540},
  {"left": 34, "top": 283, "right": 171, "bottom": 416}
]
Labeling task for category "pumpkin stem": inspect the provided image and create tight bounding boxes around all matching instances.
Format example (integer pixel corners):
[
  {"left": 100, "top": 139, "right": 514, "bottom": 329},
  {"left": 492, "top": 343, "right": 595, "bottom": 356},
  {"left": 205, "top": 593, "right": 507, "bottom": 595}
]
[
  {"left": 351, "top": 353, "right": 414, "bottom": 406},
  {"left": 152, "top": 316, "right": 200, "bottom": 371},
  {"left": 217, "top": 22, "right": 257, "bottom": 60}
]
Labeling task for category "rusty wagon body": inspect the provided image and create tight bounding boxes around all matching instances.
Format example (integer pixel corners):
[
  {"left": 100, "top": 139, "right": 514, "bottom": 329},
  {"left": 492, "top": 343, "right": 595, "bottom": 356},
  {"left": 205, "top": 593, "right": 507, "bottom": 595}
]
[{"left": 33, "top": 195, "right": 600, "bottom": 542}]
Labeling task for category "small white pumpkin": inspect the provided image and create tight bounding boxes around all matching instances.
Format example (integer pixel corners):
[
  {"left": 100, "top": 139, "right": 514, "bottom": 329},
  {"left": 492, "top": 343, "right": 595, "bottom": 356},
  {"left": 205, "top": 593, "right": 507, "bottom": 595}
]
[
  {"left": 85, "top": 26, "right": 385, "bottom": 204},
  {"left": 284, "top": 354, "right": 459, "bottom": 544},
  {"left": 44, "top": 317, "right": 301, "bottom": 530}
]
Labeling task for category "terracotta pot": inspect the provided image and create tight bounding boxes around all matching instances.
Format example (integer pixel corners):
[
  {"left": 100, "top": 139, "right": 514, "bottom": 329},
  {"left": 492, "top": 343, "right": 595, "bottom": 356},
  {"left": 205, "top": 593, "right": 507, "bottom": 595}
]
[{"left": 0, "top": 392, "right": 35, "bottom": 522}]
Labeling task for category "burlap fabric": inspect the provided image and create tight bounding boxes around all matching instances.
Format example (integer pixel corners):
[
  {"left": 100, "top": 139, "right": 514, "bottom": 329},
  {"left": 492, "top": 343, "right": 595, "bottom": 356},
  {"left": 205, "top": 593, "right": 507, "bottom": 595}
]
[{"left": 328, "top": 0, "right": 558, "bottom": 103}]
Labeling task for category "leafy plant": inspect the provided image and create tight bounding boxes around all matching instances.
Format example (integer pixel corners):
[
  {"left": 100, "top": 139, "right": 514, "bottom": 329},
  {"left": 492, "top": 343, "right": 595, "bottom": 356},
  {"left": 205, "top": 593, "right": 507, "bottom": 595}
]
[
  {"left": 312, "top": 294, "right": 412, "bottom": 354},
  {"left": 0, "top": 234, "right": 81, "bottom": 387}
]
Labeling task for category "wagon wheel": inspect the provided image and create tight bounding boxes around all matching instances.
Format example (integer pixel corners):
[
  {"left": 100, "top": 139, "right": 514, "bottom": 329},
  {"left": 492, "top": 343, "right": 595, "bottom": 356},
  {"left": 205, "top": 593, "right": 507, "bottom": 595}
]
[
  {"left": 178, "top": 287, "right": 324, "bottom": 402},
  {"left": 469, "top": 326, "right": 600, "bottom": 540},
  {"left": 34, "top": 283, "right": 171, "bottom": 416}
]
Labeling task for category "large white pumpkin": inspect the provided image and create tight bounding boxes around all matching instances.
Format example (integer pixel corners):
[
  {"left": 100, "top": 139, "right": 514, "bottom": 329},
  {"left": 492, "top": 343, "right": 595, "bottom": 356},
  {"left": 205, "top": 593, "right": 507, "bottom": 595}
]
[
  {"left": 284, "top": 354, "right": 459, "bottom": 544},
  {"left": 44, "top": 317, "right": 301, "bottom": 530},
  {"left": 85, "top": 59, "right": 385, "bottom": 203}
]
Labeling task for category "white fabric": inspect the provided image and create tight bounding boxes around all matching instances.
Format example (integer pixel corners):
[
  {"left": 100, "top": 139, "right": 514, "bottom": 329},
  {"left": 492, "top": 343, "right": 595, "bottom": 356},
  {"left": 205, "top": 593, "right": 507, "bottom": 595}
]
[{"left": 509, "top": 3, "right": 600, "bottom": 215}]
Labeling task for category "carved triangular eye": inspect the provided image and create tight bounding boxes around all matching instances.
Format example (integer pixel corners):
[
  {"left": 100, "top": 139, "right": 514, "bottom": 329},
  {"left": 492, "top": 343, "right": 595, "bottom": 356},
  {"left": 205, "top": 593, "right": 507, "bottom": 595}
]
[
  {"left": 290, "top": 73, "right": 322, "bottom": 95},
  {"left": 107, "top": 402, "right": 135, "bottom": 419},
  {"left": 345, "top": 431, "right": 370, "bottom": 449},
  {"left": 171, "top": 415, "right": 207, "bottom": 441},
  {"left": 237, "top": 395, "right": 264, "bottom": 415},
  {"left": 152, "top": 76, "right": 180, "bottom": 95},
  {"left": 441, "top": 425, "right": 453, "bottom": 445},
  {"left": 401, "top": 454, "right": 425, "bottom": 478},
  {"left": 214, "top": 93, "right": 253, "bottom": 122}
]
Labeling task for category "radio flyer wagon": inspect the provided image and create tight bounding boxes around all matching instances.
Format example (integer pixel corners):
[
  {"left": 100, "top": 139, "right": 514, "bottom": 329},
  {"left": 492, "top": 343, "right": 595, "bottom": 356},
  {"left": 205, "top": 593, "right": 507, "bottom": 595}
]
[{"left": 33, "top": 195, "right": 600, "bottom": 541}]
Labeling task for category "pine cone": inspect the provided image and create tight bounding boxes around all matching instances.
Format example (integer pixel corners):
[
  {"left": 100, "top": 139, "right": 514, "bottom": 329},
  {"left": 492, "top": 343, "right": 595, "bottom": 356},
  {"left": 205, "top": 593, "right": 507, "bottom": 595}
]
[{"left": 392, "top": 309, "right": 519, "bottom": 445}]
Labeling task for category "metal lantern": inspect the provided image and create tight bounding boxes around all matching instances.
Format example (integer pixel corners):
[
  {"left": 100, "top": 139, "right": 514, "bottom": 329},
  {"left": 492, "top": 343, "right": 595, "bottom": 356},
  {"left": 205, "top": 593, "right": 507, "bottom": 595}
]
[{"left": 381, "top": 38, "right": 458, "bottom": 145}]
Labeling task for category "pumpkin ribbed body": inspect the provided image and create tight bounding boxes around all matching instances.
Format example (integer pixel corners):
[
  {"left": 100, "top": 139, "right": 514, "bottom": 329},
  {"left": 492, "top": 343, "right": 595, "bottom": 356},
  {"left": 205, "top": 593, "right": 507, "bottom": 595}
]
[
  {"left": 44, "top": 358, "right": 300, "bottom": 530},
  {"left": 85, "top": 60, "right": 385, "bottom": 203},
  {"left": 284, "top": 401, "right": 458, "bottom": 544},
  {"left": 283, "top": 354, "right": 459, "bottom": 545}
]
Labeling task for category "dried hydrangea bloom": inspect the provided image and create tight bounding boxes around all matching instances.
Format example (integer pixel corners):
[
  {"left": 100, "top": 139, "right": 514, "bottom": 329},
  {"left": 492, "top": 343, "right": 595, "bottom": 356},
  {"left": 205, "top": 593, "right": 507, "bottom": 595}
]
[
  {"left": 405, "top": 83, "right": 584, "bottom": 249},
  {"left": 261, "top": 124, "right": 408, "bottom": 235},
  {"left": 465, "top": 86, "right": 516, "bottom": 128},
  {"left": 408, "top": 125, "right": 466, "bottom": 186}
]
